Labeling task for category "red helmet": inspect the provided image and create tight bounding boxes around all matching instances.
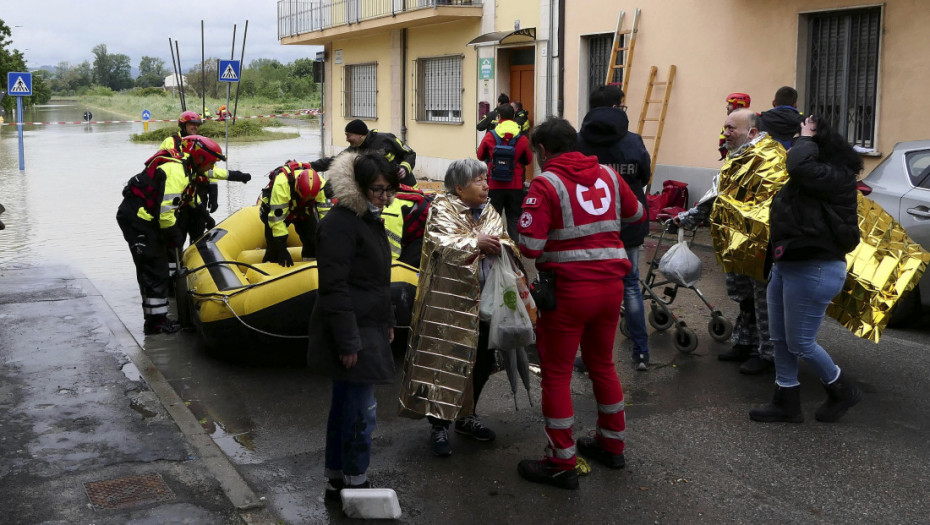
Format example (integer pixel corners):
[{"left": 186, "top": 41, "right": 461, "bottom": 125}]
[
  {"left": 294, "top": 169, "right": 323, "bottom": 202},
  {"left": 181, "top": 135, "right": 225, "bottom": 171},
  {"left": 179, "top": 111, "right": 203, "bottom": 126},
  {"left": 726, "top": 93, "right": 751, "bottom": 109}
]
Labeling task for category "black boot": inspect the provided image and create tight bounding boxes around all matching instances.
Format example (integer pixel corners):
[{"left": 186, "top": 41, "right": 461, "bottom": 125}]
[
  {"left": 815, "top": 371, "right": 861, "bottom": 423},
  {"left": 749, "top": 385, "right": 803, "bottom": 423},
  {"left": 718, "top": 343, "right": 753, "bottom": 362}
]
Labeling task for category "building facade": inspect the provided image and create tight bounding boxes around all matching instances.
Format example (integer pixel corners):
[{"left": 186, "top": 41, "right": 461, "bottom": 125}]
[
  {"left": 279, "top": 1, "right": 929, "bottom": 194},
  {"left": 278, "top": 0, "right": 556, "bottom": 180}
]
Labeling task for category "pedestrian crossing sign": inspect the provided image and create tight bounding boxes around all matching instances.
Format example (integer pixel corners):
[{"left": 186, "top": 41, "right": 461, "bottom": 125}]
[
  {"left": 7, "top": 72, "right": 32, "bottom": 96},
  {"left": 218, "top": 60, "right": 241, "bottom": 83}
]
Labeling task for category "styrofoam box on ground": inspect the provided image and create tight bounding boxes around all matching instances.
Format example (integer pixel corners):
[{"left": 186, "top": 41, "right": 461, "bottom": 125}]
[{"left": 341, "top": 488, "right": 402, "bottom": 519}]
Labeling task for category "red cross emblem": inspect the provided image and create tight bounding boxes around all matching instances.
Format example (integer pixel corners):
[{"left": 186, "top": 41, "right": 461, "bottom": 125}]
[{"left": 575, "top": 178, "right": 612, "bottom": 216}]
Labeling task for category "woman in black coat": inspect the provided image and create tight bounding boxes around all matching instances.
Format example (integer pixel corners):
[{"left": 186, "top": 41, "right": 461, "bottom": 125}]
[
  {"left": 307, "top": 152, "right": 400, "bottom": 500},
  {"left": 750, "top": 115, "right": 862, "bottom": 425}
]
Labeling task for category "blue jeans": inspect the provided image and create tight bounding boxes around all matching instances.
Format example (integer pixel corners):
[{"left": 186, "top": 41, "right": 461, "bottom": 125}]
[
  {"left": 624, "top": 245, "right": 649, "bottom": 354},
  {"left": 324, "top": 380, "right": 377, "bottom": 485},
  {"left": 767, "top": 260, "right": 845, "bottom": 387}
]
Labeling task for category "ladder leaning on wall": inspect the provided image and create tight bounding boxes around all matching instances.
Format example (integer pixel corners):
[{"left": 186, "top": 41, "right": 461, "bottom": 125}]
[
  {"left": 605, "top": 8, "right": 641, "bottom": 102},
  {"left": 636, "top": 65, "right": 677, "bottom": 191}
]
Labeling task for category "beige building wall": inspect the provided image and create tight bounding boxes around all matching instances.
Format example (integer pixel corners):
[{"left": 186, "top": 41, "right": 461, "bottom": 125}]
[
  {"left": 330, "top": 32, "right": 395, "bottom": 141},
  {"left": 563, "top": 1, "right": 930, "bottom": 196}
]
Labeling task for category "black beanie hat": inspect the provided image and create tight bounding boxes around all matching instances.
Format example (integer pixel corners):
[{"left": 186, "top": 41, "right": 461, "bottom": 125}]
[{"left": 345, "top": 119, "right": 368, "bottom": 135}]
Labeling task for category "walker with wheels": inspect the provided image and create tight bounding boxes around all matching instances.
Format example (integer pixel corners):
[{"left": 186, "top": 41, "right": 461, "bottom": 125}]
[{"left": 623, "top": 220, "right": 733, "bottom": 354}]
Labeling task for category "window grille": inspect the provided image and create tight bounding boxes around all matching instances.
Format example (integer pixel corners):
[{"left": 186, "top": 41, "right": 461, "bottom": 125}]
[
  {"left": 416, "top": 55, "right": 463, "bottom": 123},
  {"left": 588, "top": 33, "right": 617, "bottom": 94},
  {"left": 344, "top": 63, "right": 377, "bottom": 119},
  {"left": 806, "top": 8, "right": 881, "bottom": 148}
]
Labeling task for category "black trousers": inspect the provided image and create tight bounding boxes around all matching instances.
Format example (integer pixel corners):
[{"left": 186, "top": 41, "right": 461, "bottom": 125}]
[
  {"left": 116, "top": 200, "right": 169, "bottom": 320},
  {"left": 489, "top": 188, "right": 524, "bottom": 240},
  {"left": 428, "top": 321, "right": 493, "bottom": 427},
  {"left": 176, "top": 204, "right": 211, "bottom": 246}
]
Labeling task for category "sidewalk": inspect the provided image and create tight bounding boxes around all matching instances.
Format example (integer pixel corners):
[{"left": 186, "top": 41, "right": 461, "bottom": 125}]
[{"left": 0, "top": 266, "right": 274, "bottom": 524}]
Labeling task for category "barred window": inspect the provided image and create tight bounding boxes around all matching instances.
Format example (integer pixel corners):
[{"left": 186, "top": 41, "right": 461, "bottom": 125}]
[
  {"left": 805, "top": 8, "right": 881, "bottom": 148},
  {"left": 344, "top": 63, "right": 377, "bottom": 119},
  {"left": 416, "top": 55, "right": 463, "bottom": 123}
]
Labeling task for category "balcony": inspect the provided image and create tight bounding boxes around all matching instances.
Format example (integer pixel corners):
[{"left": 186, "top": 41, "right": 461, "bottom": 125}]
[{"left": 278, "top": 0, "right": 483, "bottom": 45}]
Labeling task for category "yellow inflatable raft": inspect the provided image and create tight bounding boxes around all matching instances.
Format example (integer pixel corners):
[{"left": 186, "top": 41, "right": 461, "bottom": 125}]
[{"left": 178, "top": 206, "right": 419, "bottom": 352}]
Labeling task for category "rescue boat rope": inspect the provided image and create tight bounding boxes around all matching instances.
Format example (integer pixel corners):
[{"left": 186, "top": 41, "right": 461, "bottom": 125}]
[{"left": 221, "top": 296, "right": 310, "bottom": 339}]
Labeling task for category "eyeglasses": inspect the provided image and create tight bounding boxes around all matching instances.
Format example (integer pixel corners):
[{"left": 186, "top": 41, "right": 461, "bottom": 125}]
[{"left": 368, "top": 186, "right": 396, "bottom": 197}]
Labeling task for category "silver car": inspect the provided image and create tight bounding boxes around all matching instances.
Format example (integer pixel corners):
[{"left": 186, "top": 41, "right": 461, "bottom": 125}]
[{"left": 858, "top": 140, "right": 930, "bottom": 322}]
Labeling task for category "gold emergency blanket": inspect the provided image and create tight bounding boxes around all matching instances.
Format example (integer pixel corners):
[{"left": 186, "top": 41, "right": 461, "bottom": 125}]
[
  {"left": 398, "top": 192, "right": 516, "bottom": 421},
  {"left": 827, "top": 194, "right": 930, "bottom": 342},
  {"left": 710, "top": 135, "right": 789, "bottom": 281}
]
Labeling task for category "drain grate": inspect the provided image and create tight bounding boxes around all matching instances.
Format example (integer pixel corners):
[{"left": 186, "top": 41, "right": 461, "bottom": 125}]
[{"left": 83, "top": 473, "right": 175, "bottom": 510}]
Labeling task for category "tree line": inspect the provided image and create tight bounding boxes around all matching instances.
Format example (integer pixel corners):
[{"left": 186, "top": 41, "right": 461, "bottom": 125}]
[{"left": 1, "top": 16, "right": 321, "bottom": 116}]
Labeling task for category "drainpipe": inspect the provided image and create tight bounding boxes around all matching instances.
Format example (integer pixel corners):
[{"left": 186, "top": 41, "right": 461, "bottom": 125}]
[
  {"left": 557, "top": 0, "right": 565, "bottom": 117},
  {"left": 546, "top": 0, "right": 555, "bottom": 117},
  {"left": 401, "top": 28, "right": 408, "bottom": 143}
]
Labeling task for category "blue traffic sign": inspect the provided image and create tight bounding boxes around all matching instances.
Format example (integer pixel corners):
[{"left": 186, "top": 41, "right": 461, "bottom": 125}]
[
  {"left": 218, "top": 60, "right": 241, "bottom": 83},
  {"left": 7, "top": 72, "right": 32, "bottom": 97},
  {"left": 141, "top": 109, "right": 152, "bottom": 121}
]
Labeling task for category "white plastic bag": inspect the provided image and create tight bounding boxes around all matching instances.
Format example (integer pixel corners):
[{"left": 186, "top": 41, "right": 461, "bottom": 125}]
[
  {"left": 478, "top": 256, "right": 502, "bottom": 321},
  {"left": 488, "top": 253, "right": 536, "bottom": 349},
  {"left": 658, "top": 229, "right": 703, "bottom": 287}
]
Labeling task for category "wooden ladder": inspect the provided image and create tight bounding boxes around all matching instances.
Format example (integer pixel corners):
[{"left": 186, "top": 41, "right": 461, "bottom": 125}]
[
  {"left": 605, "top": 8, "right": 641, "bottom": 101},
  {"left": 636, "top": 65, "right": 677, "bottom": 190}
]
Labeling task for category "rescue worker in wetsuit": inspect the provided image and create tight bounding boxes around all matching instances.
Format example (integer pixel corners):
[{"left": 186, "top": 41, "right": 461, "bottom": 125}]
[
  {"left": 312, "top": 119, "right": 427, "bottom": 267},
  {"left": 117, "top": 135, "right": 225, "bottom": 335},
  {"left": 159, "top": 111, "right": 251, "bottom": 247},
  {"left": 259, "top": 162, "right": 328, "bottom": 267}
]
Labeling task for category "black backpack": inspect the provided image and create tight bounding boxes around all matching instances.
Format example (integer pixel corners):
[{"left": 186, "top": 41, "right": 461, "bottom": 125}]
[{"left": 490, "top": 130, "right": 518, "bottom": 182}]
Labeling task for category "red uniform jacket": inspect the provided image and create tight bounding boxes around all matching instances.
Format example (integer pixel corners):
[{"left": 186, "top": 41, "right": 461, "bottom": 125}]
[
  {"left": 476, "top": 119, "right": 533, "bottom": 191},
  {"left": 517, "top": 151, "right": 645, "bottom": 283}
]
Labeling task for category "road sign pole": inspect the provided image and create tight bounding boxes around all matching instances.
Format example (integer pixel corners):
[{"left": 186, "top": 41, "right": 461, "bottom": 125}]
[{"left": 17, "top": 97, "right": 25, "bottom": 171}]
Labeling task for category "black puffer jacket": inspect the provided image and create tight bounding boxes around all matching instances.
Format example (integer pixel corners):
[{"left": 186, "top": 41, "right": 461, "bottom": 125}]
[
  {"left": 577, "top": 106, "right": 652, "bottom": 248},
  {"left": 307, "top": 153, "right": 396, "bottom": 384},
  {"left": 770, "top": 136, "right": 859, "bottom": 262}
]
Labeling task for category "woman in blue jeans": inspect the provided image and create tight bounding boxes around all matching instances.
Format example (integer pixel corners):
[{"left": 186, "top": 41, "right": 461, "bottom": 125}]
[
  {"left": 750, "top": 115, "right": 862, "bottom": 424},
  {"left": 307, "top": 152, "right": 400, "bottom": 500}
]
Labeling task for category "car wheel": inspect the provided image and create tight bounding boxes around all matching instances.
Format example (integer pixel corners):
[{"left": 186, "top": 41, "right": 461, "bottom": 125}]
[{"left": 888, "top": 287, "right": 923, "bottom": 328}]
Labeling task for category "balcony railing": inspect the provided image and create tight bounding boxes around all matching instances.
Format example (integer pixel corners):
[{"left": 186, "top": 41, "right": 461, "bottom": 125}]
[{"left": 278, "top": 0, "right": 482, "bottom": 39}]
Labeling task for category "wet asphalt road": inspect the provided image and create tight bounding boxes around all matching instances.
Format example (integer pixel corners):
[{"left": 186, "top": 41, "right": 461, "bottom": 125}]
[{"left": 2, "top": 104, "right": 930, "bottom": 523}]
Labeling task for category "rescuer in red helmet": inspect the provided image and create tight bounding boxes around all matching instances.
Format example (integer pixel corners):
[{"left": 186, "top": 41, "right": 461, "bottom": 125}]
[
  {"left": 117, "top": 135, "right": 226, "bottom": 334},
  {"left": 158, "top": 111, "right": 251, "bottom": 248},
  {"left": 259, "top": 161, "right": 329, "bottom": 266}
]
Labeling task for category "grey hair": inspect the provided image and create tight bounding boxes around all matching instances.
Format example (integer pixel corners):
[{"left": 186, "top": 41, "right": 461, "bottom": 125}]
[{"left": 444, "top": 158, "right": 488, "bottom": 193}]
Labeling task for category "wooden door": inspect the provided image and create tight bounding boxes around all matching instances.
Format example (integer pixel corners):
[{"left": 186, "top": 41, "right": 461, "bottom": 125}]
[{"left": 510, "top": 65, "right": 535, "bottom": 126}]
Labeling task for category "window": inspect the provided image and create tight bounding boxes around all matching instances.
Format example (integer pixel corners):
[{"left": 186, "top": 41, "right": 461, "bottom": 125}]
[
  {"left": 416, "top": 55, "right": 463, "bottom": 123},
  {"left": 906, "top": 150, "right": 930, "bottom": 189},
  {"left": 805, "top": 7, "right": 881, "bottom": 148},
  {"left": 344, "top": 63, "right": 377, "bottom": 119}
]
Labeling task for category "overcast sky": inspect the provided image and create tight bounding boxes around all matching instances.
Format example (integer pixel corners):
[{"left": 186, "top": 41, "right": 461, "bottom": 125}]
[{"left": 3, "top": 1, "right": 320, "bottom": 71}]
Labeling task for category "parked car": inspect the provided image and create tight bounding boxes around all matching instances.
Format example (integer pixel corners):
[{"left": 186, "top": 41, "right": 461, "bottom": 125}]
[{"left": 857, "top": 140, "right": 930, "bottom": 324}]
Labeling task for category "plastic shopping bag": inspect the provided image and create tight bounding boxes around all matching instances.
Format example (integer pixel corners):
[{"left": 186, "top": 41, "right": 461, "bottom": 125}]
[
  {"left": 658, "top": 229, "right": 703, "bottom": 287},
  {"left": 507, "top": 251, "right": 538, "bottom": 325},
  {"left": 478, "top": 256, "right": 502, "bottom": 322},
  {"left": 488, "top": 253, "right": 536, "bottom": 349}
]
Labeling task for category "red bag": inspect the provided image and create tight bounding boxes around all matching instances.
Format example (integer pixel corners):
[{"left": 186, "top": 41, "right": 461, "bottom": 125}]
[{"left": 646, "top": 180, "right": 689, "bottom": 221}]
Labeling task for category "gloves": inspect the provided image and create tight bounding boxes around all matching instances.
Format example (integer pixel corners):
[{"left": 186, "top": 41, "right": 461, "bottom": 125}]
[
  {"left": 207, "top": 184, "right": 219, "bottom": 213},
  {"left": 269, "top": 235, "right": 293, "bottom": 267},
  {"left": 163, "top": 225, "right": 185, "bottom": 250},
  {"left": 227, "top": 170, "right": 251, "bottom": 183}
]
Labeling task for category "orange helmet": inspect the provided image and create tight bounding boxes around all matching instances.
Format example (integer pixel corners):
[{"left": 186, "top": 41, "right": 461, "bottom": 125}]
[
  {"left": 294, "top": 169, "right": 323, "bottom": 202},
  {"left": 726, "top": 93, "right": 751, "bottom": 109},
  {"left": 181, "top": 135, "right": 225, "bottom": 171}
]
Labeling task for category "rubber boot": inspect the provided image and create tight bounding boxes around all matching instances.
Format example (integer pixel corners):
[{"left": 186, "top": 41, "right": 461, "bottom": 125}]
[
  {"left": 749, "top": 385, "right": 803, "bottom": 423},
  {"left": 814, "top": 371, "right": 861, "bottom": 423}
]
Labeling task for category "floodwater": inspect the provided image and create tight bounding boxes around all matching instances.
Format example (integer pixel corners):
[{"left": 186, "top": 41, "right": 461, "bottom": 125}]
[{"left": 0, "top": 103, "right": 337, "bottom": 521}]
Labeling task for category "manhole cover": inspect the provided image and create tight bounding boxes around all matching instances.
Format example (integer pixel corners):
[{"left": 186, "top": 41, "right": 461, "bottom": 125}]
[{"left": 83, "top": 473, "right": 175, "bottom": 510}]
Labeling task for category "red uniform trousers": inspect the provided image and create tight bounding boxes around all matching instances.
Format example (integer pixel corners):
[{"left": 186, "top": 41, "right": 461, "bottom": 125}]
[{"left": 537, "top": 277, "right": 626, "bottom": 470}]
